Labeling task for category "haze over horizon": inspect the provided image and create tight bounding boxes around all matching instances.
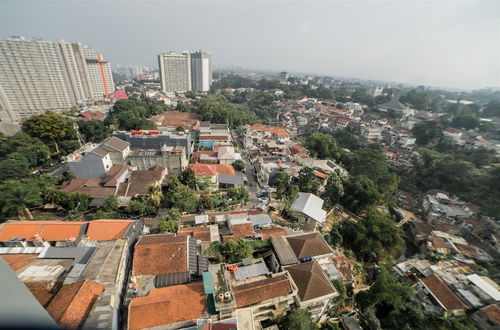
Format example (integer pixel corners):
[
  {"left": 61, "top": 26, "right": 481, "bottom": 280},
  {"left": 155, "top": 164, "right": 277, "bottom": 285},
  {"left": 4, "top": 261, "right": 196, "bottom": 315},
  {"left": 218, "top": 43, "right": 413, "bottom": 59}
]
[{"left": 1, "top": 0, "right": 499, "bottom": 90}]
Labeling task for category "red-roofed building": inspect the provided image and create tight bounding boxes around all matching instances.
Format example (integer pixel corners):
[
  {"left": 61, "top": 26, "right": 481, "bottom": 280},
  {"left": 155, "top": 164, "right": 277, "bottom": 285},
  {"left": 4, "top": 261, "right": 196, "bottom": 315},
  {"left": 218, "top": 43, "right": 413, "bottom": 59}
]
[
  {"left": 249, "top": 124, "right": 289, "bottom": 139},
  {"left": 420, "top": 274, "right": 467, "bottom": 313},
  {"left": 259, "top": 227, "right": 286, "bottom": 240},
  {"left": 76, "top": 110, "right": 105, "bottom": 121},
  {"left": 222, "top": 223, "right": 255, "bottom": 242},
  {"left": 0, "top": 221, "right": 88, "bottom": 247},
  {"left": 128, "top": 282, "right": 206, "bottom": 330},
  {"left": 113, "top": 90, "right": 128, "bottom": 100},
  {"left": 85, "top": 219, "right": 139, "bottom": 241},
  {"left": 46, "top": 280, "right": 106, "bottom": 330},
  {"left": 132, "top": 234, "right": 190, "bottom": 276}
]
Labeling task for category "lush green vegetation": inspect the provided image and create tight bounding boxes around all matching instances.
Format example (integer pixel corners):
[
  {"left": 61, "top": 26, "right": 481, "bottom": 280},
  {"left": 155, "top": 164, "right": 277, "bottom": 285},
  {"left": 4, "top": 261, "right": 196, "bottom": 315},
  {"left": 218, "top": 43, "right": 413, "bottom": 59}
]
[
  {"left": 104, "top": 96, "right": 168, "bottom": 130},
  {"left": 204, "top": 239, "right": 254, "bottom": 263},
  {"left": 280, "top": 307, "right": 318, "bottom": 330},
  {"left": 232, "top": 159, "right": 245, "bottom": 171},
  {"left": 77, "top": 120, "right": 110, "bottom": 143},
  {"left": 0, "top": 175, "right": 91, "bottom": 220},
  {"left": 339, "top": 208, "right": 404, "bottom": 262}
]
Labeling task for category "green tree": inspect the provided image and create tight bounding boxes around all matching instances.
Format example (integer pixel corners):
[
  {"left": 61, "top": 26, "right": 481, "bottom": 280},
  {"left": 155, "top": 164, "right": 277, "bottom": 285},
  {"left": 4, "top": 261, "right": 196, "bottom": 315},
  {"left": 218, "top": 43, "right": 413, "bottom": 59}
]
[
  {"left": 158, "top": 218, "right": 179, "bottom": 233},
  {"left": 330, "top": 279, "right": 347, "bottom": 308},
  {"left": 482, "top": 100, "right": 500, "bottom": 117},
  {"left": 305, "top": 132, "right": 342, "bottom": 160},
  {"left": 204, "top": 241, "right": 224, "bottom": 262},
  {"left": 0, "top": 181, "right": 42, "bottom": 219},
  {"left": 356, "top": 264, "right": 428, "bottom": 330},
  {"left": 103, "top": 194, "right": 120, "bottom": 212},
  {"left": 359, "top": 307, "right": 382, "bottom": 330},
  {"left": 77, "top": 120, "right": 110, "bottom": 143},
  {"left": 324, "top": 227, "right": 343, "bottom": 248},
  {"left": 221, "top": 238, "right": 254, "bottom": 263},
  {"left": 179, "top": 168, "right": 197, "bottom": 190},
  {"left": 93, "top": 210, "right": 108, "bottom": 219},
  {"left": 166, "top": 180, "right": 200, "bottom": 213},
  {"left": 274, "top": 171, "right": 290, "bottom": 199},
  {"left": 227, "top": 187, "right": 249, "bottom": 204},
  {"left": 295, "top": 167, "right": 319, "bottom": 193},
  {"left": 451, "top": 111, "right": 479, "bottom": 130},
  {"left": 45, "top": 190, "right": 90, "bottom": 212},
  {"left": 340, "top": 208, "right": 403, "bottom": 262},
  {"left": 232, "top": 159, "right": 246, "bottom": 172},
  {"left": 323, "top": 171, "right": 345, "bottom": 207},
  {"left": 145, "top": 184, "right": 163, "bottom": 207},
  {"left": 341, "top": 175, "right": 380, "bottom": 213},
  {"left": 281, "top": 307, "right": 318, "bottom": 330},
  {"left": 129, "top": 200, "right": 157, "bottom": 215},
  {"left": 23, "top": 112, "right": 76, "bottom": 153},
  {"left": 347, "top": 147, "right": 398, "bottom": 195},
  {"left": 0, "top": 158, "right": 30, "bottom": 182},
  {"left": 412, "top": 121, "right": 443, "bottom": 146}
]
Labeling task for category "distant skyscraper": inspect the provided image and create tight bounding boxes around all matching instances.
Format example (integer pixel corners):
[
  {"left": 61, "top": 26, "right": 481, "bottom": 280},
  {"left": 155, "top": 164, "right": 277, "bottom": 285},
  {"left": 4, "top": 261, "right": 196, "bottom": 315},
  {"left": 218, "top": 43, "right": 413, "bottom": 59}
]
[
  {"left": 279, "top": 71, "right": 289, "bottom": 82},
  {"left": 158, "top": 52, "right": 191, "bottom": 93},
  {"left": 0, "top": 36, "right": 114, "bottom": 122},
  {"left": 158, "top": 50, "right": 212, "bottom": 93},
  {"left": 190, "top": 51, "right": 212, "bottom": 92}
]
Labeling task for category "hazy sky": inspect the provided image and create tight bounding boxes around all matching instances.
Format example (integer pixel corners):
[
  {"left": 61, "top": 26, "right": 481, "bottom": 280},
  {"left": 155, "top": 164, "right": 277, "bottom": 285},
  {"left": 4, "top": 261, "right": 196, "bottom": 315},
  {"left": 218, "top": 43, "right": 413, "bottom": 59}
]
[{"left": 1, "top": 0, "right": 499, "bottom": 89}]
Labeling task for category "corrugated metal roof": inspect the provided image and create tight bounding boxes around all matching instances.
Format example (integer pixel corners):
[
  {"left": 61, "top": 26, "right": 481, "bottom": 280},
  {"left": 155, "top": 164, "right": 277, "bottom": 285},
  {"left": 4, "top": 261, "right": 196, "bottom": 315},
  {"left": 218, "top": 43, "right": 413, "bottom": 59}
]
[
  {"left": 154, "top": 272, "right": 191, "bottom": 288},
  {"left": 290, "top": 192, "right": 326, "bottom": 223},
  {"left": 234, "top": 262, "right": 269, "bottom": 281},
  {"left": 249, "top": 214, "right": 272, "bottom": 226},
  {"left": 271, "top": 236, "right": 298, "bottom": 266}
]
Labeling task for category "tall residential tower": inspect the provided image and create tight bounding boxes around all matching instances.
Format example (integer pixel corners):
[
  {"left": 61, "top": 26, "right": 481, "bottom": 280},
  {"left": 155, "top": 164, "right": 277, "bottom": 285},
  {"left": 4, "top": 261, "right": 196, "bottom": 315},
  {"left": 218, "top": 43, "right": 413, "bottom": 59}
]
[
  {"left": 0, "top": 37, "right": 114, "bottom": 122},
  {"left": 158, "top": 50, "right": 212, "bottom": 93}
]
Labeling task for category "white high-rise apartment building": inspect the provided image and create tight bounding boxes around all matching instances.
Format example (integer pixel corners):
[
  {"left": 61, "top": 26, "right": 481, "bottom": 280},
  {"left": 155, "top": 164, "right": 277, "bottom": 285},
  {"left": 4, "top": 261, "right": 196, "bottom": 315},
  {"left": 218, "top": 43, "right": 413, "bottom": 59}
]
[
  {"left": 0, "top": 37, "right": 115, "bottom": 122},
  {"left": 158, "top": 52, "right": 192, "bottom": 93},
  {"left": 158, "top": 50, "right": 212, "bottom": 93}
]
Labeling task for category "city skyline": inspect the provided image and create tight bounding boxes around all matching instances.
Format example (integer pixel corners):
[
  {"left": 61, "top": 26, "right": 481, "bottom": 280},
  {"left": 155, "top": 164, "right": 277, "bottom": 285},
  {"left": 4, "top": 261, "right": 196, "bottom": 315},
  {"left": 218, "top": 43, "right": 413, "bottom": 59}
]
[{"left": 1, "top": 0, "right": 499, "bottom": 90}]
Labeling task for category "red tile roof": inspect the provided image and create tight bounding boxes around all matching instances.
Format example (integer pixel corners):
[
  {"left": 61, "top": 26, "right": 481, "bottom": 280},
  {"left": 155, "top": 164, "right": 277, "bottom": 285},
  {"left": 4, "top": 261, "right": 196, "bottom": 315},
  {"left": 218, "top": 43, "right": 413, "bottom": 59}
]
[
  {"left": 259, "top": 228, "right": 286, "bottom": 240},
  {"left": 86, "top": 219, "right": 135, "bottom": 240},
  {"left": 113, "top": 90, "right": 128, "bottom": 99},
  {"left": 481, "top": 304, "right": 500, "bottom": 325},
  {"left": 234, "top": 275, "right": 292, "bottom": 308},
  {"left": 1, "top": 254, "right": 38, "bottom": 271},
  {"left": 189, "top": 163, "right": 217, "bottom": 176},
  {"left": 223, "top": 223, "right": 255, "bottom": 242},
  {"left": 250, "top": 125, "right": 289, "bottom": 138},
  {"left": 25, "top": 282, "right": 58, "bottom": 308},
  {"left": 421, "top": 274, "right": 467, "bottom": 311},
  {"left": 313, "top": 170, "right": 329, "bottom": 180},
  {"left": 77, "top": 110, "right": 105, "bottom": 121},
  {"left": 178, "top": 227, "right": 211, "bottom": 242},
  {"left": 189, "top": 164, "right": 235, "bottom": 176},
  {"left": 132, "top": 234, "right": 189, "bottom": 276},
  {"left": 0, "top": 221, "right": 87, "bottom": 242},
  {"left": 61, "top": 178, "right": 116, "bottom": 199},
  {"left": 128, "top": 282, "right": 206, "bottom": 330},
  {"left": 46, "top": 280, "right": 105, "bottom": 329}
]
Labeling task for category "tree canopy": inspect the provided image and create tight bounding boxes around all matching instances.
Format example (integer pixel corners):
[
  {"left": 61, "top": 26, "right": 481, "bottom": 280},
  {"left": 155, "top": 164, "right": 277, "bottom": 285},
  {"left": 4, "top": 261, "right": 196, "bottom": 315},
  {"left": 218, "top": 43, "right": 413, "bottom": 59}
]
[
  {"left": 23, "top": 112, "right": 76, "bottom": 153},
  {"left": 340, "top": 208, "right": 403, "bottom": 262}
]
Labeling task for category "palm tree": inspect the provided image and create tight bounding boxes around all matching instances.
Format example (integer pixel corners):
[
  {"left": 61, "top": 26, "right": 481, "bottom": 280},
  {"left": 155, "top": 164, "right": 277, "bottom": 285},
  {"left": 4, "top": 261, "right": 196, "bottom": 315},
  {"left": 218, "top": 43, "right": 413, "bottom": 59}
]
[
  {"left": 1, "top": 182, "right": 41, "bottom": 220},
  {"left": 146, "top": 184, "right": 163, "bottom": 207}
]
